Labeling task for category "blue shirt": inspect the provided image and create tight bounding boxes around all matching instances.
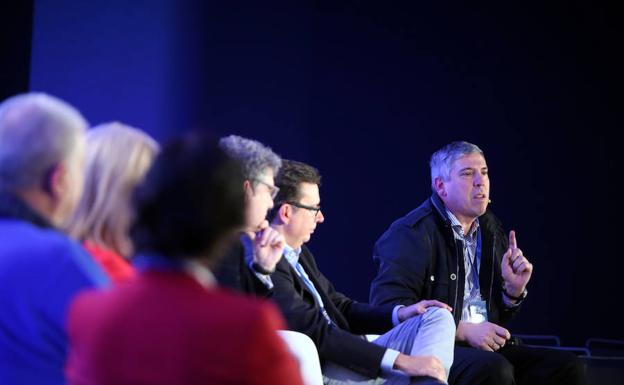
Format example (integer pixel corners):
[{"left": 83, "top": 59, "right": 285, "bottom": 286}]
[
  {"left": 445, "top": 209, "right": 483, "bottom": 322},
  {"left": 0, "top": 193, "right": 109, "bottom": 385}
]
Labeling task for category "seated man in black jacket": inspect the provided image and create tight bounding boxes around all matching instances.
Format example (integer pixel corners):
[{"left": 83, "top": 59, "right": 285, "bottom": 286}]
[
  {"left": 269, "top": 160, "right": 456, "bottom": 385},
  {"left": 214, "top": 135, "right": 285, "bottom": 294},
  {"left": 370, "top": 141, "right": 585, "bottom": 385}
]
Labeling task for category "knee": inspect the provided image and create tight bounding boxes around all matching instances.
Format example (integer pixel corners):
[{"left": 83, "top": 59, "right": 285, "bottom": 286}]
[
  {"left": 485, "top": 354, "right": 514, "bottom": 385},
  {"left": 450, "top": 351, "right": 514, "bottom": 385},
  {"left": 552, "top": 351, "right": 586, "bottom": 385},
  {"left": 565, "top": 357, "right": 586, "bottom": 385},
  {"left": 422, "top": 307, "right": 455, "bottom": 331}
]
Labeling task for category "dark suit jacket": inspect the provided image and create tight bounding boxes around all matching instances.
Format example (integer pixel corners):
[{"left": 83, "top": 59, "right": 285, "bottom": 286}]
[
  {"left": 270, "top": 245, "right": 396, "bottom": 378},
  {"left": 214, "top": 236, "right": 271, "bottom": 296},
  {"left": 67, "top": 269, "right": 303, "bottom": 385}
]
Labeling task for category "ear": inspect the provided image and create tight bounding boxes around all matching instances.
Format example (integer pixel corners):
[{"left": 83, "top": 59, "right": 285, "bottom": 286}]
[
  {"left": 277, "top": 203, "right": 292, "bottom": 224},
  {"left": 243, "top": 179, "right": 254, "bottom": 200},
  {"left": 433, "top": 176, "right": 446, "bottom": 197},
  {"left": 46, "top": 163, "right": 67, "bottom": 201}
]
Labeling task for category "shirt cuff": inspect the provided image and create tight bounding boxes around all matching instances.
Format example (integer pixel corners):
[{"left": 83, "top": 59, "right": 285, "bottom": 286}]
[
  {"left": 380, "top": 348, "right": 401, "bottom": 373},
  {"left": 392, "top": 305, "right": 405, "bottom": 326},
  {"left": 247, "top": 263, "right": 274, "bottom": 290},
  {"left": 502, "top": 289, "right": 527, "bottom": 308}
]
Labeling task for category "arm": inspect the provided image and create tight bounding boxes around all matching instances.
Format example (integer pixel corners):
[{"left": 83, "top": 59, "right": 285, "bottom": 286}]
[
  {"left": 487, "top": 224, "right": 528, "bottom": 325},
  {"left": 214, "top": 240, "right": 272, "bottom": 296},
  {"left": 456, "top": 320, "right": 511, "bottom": 351},
  {"left": 299, "top": 247, "right": 395, "bottom": 335},
  {"left": 501, "top": 231, "right": 532, "bottom": 299},
  {"left": 247, "top": 226, "right": 285, "bottom": 274},
  {"left": 370, "top": 224, "right": 431, "bottom": 307},
  {"left": 270, "top": 258, "right": 388, "bottom": 379}
]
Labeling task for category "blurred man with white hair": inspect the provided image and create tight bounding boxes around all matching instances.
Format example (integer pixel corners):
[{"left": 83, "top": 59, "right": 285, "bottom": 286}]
[{"left": 0, "top": 93, "right": 108, "bottom": 385}]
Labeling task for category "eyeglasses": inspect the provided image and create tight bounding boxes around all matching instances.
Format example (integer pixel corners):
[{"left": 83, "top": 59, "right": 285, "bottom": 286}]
[
  {"left": 284, "top": 201, "right": 321, "bottom": 218},
  {"left": 253, "top": 178, "right": 280, "bottom": 200}
]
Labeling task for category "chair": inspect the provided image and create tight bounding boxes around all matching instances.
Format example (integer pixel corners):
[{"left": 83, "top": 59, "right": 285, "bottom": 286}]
[
  {"left": 580, "top": 356, "right": 624, "bottom": 385},
  {"left": 583, "top": 338, "right": 624, "bottom": 385},
  {"left": 585, "top": 338, "right": 624, "bottom": 357},
  {"left": 278, "top": 330, "right": 324, "bottom": 385},
  {"left": 513, "top": 334, "right": 590, "bottom": 356}
]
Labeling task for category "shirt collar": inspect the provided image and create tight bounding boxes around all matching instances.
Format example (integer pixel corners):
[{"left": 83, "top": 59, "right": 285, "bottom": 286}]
[
  {"left": 0, "top": 191, "right": 53, "bottom": 229},
  {"left": 445, "top": 208, "right": 480, "bottom": 240},
  {"left": 283, "top": 243, "right": 302, "bottom": 266}
]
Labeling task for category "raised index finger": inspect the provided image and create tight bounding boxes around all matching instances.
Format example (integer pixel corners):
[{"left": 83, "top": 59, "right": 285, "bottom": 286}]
[{"left": 508, "top": 230, "right": 518, "bottom": 250}]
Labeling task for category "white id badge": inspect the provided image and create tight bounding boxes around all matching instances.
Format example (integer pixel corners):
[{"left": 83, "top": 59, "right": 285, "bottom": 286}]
[{"left": 466, "top": 296, "right": 488, "bottom": 324}]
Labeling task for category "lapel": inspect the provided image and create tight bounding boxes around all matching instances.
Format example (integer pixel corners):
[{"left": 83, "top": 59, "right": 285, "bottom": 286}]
[
  {"left": 297, "top": 246, "right": 350, "bottom": 329},
  {"left": 295, "top": 248, "right": 326, "bottom": 306},
  {"left": 285, "top": 258, "right": 318, "bottom": 307}
]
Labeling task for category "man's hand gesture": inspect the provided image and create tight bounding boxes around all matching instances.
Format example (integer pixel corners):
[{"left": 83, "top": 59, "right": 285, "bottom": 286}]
[
  {"left": 457, "top": 321, "right": 511, "bottom": 352},
  {"left": 501, "top": 230, "right": 533, "bottom": 298},
  {"left": 397, "top": 300, "right": 452, "bottom": 322},
  {"left": 249, "top": 224, "right": 285, "bottom": 273}
]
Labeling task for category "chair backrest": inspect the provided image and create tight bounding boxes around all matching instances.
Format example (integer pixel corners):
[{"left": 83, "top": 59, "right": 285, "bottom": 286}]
[
  {"left": 278, "top": 330, "right": 323, "bottom": 385},
  {"left": 514, "top": 334, "right": 589, "bottom": 356},
  {"left": 514, "top": 334, "right": 561, "bottom": 347},
  {"left": 586, "top": 338, "right": 624, "bottom": 358},
  {"left": 580, "top": 356, "right": 624, "bottom": 385}
]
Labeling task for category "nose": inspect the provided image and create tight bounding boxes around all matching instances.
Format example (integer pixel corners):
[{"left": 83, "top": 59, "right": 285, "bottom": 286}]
[
  {"left": 316, "top": 210, "right": 325, "bottom": 223},
  {"left": 473, "top": 173, "right": 484, "bottom": 186}
]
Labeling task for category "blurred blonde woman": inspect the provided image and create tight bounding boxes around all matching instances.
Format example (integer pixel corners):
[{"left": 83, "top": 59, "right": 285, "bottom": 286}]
[{"left": 66, "top": 122, "right": 159, "bottom": 283}]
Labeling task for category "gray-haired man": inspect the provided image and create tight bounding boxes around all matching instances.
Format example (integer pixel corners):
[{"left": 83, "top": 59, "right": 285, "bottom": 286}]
[
  {"left": 0, "top": 93, "right": 108, "bottom": 385},
  {"left": 215, "top": 134, "right": 286, "bottom": 294},
  {"left": 370, "top": 141, "right": 585, "bottom": 385}
]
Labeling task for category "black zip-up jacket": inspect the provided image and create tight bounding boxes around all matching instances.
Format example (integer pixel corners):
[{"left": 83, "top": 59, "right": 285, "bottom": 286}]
[{"left": 370, "top": 193, "right": 520, "bottom": 326}]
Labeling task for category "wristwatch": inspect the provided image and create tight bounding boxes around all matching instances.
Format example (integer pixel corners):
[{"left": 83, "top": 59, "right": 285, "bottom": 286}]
[{"left": 503, "top": 287, "right": 527, "bottom": 301}]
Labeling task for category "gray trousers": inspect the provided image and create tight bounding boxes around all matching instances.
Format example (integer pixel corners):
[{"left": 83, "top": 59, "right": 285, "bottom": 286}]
[{"left": 323, "top": 307, "right": 455, "bottom": 385}]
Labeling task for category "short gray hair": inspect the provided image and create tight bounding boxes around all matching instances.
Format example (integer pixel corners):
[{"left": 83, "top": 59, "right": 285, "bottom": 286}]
[
  {"left": 430, "top": 141, "right": 484, "bottom": 190},
  {"left": 0, "top": 93, "right": 87, "bottom": 191},
  {"left": 218, "top": 135, "right": 281, "bottom": 181}
]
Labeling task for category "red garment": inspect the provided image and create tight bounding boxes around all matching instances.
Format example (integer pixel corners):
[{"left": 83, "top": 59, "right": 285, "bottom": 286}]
[
  {"left": 66, "top": 270, "right": 304, "bottom": 385},
  {"left": 82, "top": 241, "right": 134, "bottom": 283}
]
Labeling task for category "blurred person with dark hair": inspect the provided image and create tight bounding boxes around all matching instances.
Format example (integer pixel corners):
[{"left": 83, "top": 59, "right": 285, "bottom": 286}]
[
  {"left": 370, "top": 141, "right": 585, "bottom": 385},
  {"left": 269, "top": 160, "right": 456, "bottom": 385},
  {"left": 65, "top": 122, "right": 159, "bottom": 283},
  {"left": 0, "top": 93, "right": 109, "bottom": 385},
  {"left": 66, "top": 132, "right": 303, "bottom": 385}
]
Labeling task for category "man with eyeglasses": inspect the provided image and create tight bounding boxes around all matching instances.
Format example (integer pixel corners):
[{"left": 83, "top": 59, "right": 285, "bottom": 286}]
[
  {"left": 215, "top": 135, "right": 285, "bottom": 294},
  {"left": 215, "top": 137, "right": 326, "bottom": 385},
  {"left": 268, "top": 160, "right": 457, "bottom": 385}
]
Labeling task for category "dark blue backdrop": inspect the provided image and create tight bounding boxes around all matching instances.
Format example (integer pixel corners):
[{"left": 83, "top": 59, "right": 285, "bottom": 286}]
[{"left": 7, "top": 0, "right": 621, "bottom": 346}]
